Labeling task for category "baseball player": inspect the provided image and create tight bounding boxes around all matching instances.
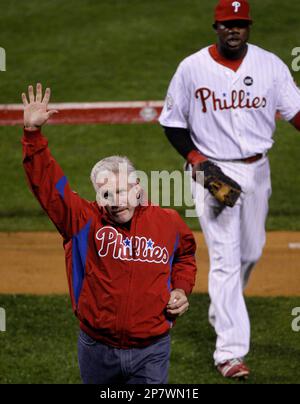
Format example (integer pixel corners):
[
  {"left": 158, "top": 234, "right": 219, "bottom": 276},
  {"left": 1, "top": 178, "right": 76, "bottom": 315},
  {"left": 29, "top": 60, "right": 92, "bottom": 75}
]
[
  {"left": 22, "top": 83, "right": 197, "bottom": 384},
  {"left": 159, "top": 0, "right": 300, "bottom": 379}
]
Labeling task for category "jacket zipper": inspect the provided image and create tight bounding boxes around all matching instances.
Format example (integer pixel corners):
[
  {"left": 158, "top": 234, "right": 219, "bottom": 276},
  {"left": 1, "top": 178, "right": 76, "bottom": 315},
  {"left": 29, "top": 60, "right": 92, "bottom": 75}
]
[{"left": 119, "top": 208, "right": 139, "bottom": 347}]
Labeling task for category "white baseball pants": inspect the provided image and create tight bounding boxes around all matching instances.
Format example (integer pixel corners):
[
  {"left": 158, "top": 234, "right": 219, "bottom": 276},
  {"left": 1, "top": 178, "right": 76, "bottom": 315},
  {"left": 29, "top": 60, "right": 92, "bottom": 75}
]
[{"left": 192, "top": 156, "right": 272, "bottom": 365}]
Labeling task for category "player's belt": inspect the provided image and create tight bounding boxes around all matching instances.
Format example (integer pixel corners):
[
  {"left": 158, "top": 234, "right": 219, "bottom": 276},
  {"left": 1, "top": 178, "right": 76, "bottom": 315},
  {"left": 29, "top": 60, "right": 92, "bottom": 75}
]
[
  {"left": 213, "top": 153, "right": 265, "bottom": 164},
  {"left": 236, "top": 153, "right": 264, "bottom": 164}
]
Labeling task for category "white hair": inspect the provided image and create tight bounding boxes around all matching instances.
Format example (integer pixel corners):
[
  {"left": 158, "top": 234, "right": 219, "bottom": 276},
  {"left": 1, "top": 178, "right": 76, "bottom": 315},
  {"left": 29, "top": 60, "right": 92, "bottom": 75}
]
[{"left": 90, "top": 155, "right": 137, "bottom": 192}]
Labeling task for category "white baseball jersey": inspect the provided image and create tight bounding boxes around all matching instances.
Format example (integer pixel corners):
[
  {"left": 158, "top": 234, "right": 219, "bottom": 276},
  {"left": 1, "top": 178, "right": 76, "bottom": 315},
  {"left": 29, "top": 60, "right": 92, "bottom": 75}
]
[{"left": 159, "top": 43, "right": 300, "bottom": 160}]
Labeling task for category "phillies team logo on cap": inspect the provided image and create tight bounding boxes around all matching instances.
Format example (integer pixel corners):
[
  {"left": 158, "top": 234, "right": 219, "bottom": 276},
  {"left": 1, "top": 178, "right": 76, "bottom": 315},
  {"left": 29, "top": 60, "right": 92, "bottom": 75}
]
[
  {"left": 232, "top": 2, "right": 241, "bottom": 13},
  {"left": 214, "top": 0, "right": 252, "bottom": 22}
]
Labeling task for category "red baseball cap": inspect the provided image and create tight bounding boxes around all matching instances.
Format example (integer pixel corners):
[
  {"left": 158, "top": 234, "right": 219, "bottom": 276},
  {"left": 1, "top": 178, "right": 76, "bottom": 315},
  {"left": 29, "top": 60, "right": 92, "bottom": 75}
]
[{"left": 214, "top": 0, "right": 252, "bottom": 22}]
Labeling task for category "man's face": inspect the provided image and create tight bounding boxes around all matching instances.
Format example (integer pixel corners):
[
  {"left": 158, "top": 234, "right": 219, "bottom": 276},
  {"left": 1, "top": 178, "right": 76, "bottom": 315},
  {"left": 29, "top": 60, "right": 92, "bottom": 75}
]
[
  {"left": 96, "top": 170, "right": 140, "bottom": 224},
  {"left": 215, "top": 20, "right": 250, "bottom": 53}
]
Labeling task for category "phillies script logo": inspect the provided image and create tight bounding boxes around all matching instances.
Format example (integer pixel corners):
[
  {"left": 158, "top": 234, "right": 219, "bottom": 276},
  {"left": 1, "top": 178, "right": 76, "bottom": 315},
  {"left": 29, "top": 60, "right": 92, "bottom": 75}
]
[
  {"left": 195, "top": 88, "right": 267, "bottom": 113},
  {"left": 95, "top": 226, "right": 169, "bottom": 264}
]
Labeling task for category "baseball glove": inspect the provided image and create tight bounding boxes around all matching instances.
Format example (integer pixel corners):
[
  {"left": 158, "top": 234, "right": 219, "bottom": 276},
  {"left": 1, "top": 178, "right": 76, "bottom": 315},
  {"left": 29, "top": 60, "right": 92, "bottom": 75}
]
[{"left": 192, "top": 160, "right": 242, "bottom": 207}]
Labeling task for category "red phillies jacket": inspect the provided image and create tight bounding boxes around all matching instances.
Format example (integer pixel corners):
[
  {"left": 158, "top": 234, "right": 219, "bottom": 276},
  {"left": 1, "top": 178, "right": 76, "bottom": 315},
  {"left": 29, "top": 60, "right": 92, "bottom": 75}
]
[{"left": 22, "top": 129, "right": 197, "bottom": 349}]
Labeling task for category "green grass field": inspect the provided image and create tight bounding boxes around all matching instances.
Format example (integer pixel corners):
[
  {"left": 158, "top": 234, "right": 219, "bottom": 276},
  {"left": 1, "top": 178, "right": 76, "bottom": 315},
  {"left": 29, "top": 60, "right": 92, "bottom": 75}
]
[
  {"left": 1, "top": 120, "right": 300, "bottom": 231},
  {"left": 1, "top": 0, "right": 300, "bottom": 231},
  {"left": 0, "top": 294, "right": 299, "bottom": 384},
  {"left": 0, "top": 0, "right": 300, "bottom": 385}
]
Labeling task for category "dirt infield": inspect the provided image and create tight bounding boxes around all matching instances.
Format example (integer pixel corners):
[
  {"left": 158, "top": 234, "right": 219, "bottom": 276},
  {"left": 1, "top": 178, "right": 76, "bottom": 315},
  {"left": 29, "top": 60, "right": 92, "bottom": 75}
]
[{"left": 0, "top": 231, "right": 299, "bottom": 296}]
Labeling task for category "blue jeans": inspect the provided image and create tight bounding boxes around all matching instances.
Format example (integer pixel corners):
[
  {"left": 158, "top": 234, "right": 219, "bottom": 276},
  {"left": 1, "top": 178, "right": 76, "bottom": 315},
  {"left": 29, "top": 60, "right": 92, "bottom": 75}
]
[{"left": 78, "top": 330, "right": 171, "bottom": 384}]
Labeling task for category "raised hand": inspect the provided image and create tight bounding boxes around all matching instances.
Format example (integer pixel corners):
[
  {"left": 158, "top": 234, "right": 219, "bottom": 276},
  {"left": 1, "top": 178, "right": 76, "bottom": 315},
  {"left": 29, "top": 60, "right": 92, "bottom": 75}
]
[{"left": 22, "top": 83, "right": 58, "bottom": 130}]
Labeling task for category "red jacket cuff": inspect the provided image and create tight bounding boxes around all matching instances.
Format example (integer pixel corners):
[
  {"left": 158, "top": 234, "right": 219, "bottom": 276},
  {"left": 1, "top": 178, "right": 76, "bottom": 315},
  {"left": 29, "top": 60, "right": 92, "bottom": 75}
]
[
  {"left": 187, "top": 150, "right": 207, "bottom": 166},
  {"left": 22, "top": 128, "right": 48, "bottom": 159},
  {"left": 172, "top": 279, "right": 193, "bottom": 295},
  {"left": 23, "top": 127, "right": 43, "bottom": 138}
]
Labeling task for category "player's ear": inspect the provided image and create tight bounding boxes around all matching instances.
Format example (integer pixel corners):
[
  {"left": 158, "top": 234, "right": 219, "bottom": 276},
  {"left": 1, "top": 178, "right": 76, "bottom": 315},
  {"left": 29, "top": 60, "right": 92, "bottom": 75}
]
[{"left": 212, "top": 23, "right": 218, "bottom": 31}]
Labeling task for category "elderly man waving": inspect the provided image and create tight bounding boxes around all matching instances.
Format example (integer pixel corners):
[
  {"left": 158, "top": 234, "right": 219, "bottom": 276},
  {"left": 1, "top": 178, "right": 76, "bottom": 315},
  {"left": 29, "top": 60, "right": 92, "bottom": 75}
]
[{"left": 21, "top": 83, "right": 197, "bottom": 384}]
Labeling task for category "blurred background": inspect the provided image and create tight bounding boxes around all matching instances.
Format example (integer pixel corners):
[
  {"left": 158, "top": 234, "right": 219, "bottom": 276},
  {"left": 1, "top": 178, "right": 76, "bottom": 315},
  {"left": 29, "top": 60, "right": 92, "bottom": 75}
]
[{"left": 0, "top": 0, "right": 300, "bottom": 384}]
